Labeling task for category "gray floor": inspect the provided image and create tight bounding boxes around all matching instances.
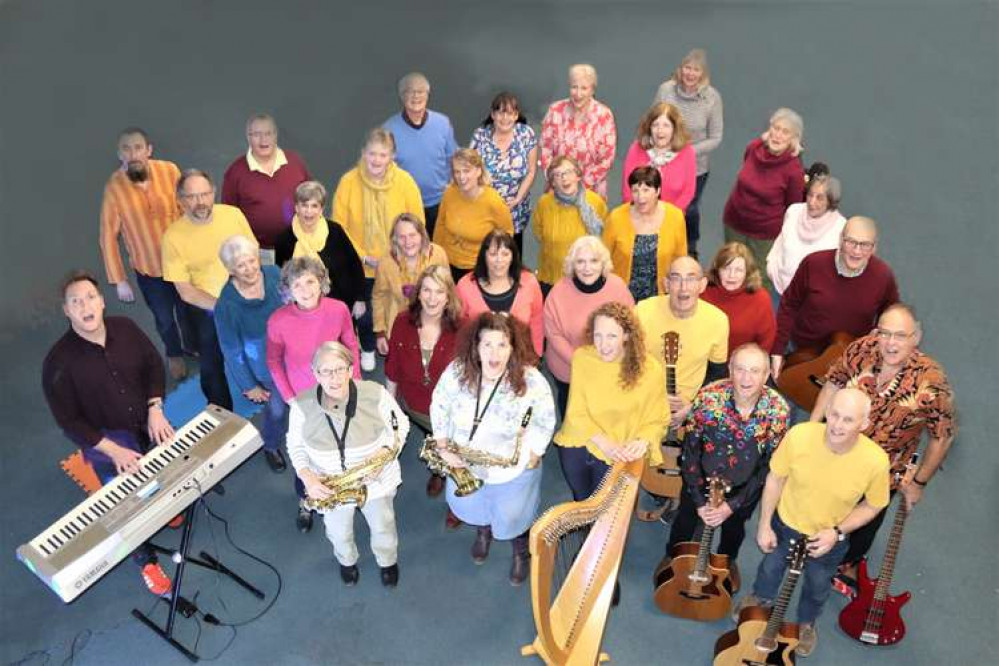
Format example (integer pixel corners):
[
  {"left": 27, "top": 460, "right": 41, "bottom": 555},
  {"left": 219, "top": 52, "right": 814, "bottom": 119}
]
[{"left": 1, "top": 1, "right": 996, "bottom": 664}]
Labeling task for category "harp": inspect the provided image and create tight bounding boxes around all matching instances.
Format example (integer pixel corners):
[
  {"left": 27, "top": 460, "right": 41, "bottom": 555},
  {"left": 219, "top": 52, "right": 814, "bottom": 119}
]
[{"left": 521, "top": 458, "right": 644, "bottom": 665}]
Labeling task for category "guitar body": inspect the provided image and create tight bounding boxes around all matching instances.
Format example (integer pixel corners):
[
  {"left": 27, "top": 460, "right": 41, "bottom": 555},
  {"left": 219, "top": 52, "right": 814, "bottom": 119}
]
[
  {"left": 777, "top": 332, "right": 856, "bottom": 411},
  {"left": 714, "top": 606, "right": 799, "bottom": 666},
  {"left": 640, "top": 440, "right": 682, "bottom": 499},
  {"left": 654, "top": 542, "right": 733, "bottom": 621},
  {"left": 838, "top": 559, "right": 910, "bottom": 646}
]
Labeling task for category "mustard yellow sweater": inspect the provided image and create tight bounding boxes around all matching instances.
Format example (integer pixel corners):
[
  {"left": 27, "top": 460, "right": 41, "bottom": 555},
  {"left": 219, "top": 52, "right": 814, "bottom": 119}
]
[{"left": 432, "top": 184, "right": 513, "bottom": 269}]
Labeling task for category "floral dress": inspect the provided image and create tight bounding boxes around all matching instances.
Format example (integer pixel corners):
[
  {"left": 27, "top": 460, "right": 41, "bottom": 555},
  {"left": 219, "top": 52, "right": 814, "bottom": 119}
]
[{"left": 471, "top": 124, "right": 537, "bottom": 233}]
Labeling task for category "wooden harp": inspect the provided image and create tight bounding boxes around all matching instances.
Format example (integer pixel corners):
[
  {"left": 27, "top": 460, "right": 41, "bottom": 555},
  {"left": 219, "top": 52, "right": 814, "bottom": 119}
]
[{"left": 521, "top": 459, "right": 643, "bottom": 665}]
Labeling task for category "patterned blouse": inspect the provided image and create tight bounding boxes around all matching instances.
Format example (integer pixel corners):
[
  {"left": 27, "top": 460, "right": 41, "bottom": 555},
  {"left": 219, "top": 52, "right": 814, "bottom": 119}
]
[
  {"left": 470, "top": 124, "right": 537, "bottom": 233},
  {"left": 628, "top": 234, "right": 659, "bottom": 302},
  {"left": 825, "top": 334, "right": 956, "bottom": 474},
  {"left": 681, "top": 380, "right": 790, "bottom": 511},
  {"left": 540, "top": 99, "right": 617, "bottom": 200}
]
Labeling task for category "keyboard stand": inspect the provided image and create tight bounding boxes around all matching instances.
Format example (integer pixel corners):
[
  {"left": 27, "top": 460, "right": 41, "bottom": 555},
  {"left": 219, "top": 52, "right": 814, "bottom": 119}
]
[{"left": 131, "top": 500, "right": 264, "bottom": 662}]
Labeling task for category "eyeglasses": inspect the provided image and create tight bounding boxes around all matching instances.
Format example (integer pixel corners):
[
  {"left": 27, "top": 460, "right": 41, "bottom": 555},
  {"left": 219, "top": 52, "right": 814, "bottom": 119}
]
[
  {"left": 551, "top": 169, "right": 578, "bottom": 179},
  {"left": 842, "top": 237, "right": 876, "bottom": 252},
  {"left": 316, "top": 366, "right": 351, "bottom": 378},
  {"left": 404, "top": 89, "right": 429, "bottom": 97},
  {"left": 876, "top": 329, "right": 914, "bottom": 342},
  {"left": 667, "top": 274, "right": 702, "bottom": 286},
  {"left": 181, "top": 190, "right": 214, "bottom": 201}
]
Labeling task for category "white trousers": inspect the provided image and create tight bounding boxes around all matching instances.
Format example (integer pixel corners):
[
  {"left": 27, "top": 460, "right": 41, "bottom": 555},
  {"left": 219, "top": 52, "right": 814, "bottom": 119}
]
[{"left": 322, "top": 493, "right": 398, "bottom": 567}]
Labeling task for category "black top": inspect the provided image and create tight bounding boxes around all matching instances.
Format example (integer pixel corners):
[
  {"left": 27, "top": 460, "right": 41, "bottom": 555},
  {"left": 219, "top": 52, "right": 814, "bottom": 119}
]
[
  {"left": 274, "top": 218, "right": 366, "bottom": 305},
  {"left": 41, "top": 316, "right": 164, "bottom": 451},
  {"left": 479, "top": 282, "right": 517, "bottom": 314}
]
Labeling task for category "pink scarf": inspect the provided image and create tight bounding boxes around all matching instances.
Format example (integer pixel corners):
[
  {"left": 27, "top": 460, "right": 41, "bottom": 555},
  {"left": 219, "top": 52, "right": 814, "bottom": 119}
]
[{"left": 796, "top": 207, "right": 844, "bottom": 244}]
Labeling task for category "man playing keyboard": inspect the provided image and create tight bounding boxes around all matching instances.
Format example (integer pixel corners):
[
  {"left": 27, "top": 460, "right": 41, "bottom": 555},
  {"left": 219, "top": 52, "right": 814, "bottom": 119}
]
[{"left": 42, "top": 271, "right": 176, "bottom": 596}]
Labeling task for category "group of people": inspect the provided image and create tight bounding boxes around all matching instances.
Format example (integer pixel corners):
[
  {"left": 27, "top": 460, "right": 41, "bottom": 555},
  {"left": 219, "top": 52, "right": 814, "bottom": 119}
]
[{"left": 41, "top": 49, "right": 955, "bottom": 660}]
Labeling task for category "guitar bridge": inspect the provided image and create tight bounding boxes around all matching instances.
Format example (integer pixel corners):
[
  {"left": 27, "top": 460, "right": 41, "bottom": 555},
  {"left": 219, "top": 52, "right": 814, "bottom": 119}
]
[{"left": 860, "top": 631, "right": 880, "bottom": 644}]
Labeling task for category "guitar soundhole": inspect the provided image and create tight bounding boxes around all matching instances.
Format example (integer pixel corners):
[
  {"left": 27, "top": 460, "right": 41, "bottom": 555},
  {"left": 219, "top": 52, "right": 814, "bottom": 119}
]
[{"left": 753, "top": 636, "right": 777, "bottom": 653}]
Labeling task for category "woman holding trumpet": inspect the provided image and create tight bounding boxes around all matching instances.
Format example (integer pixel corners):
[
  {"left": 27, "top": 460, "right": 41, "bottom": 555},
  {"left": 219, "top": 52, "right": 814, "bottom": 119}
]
[
  {"left": 428, "top": 313, "right": 556, "bottom": 585},
  {"left": 286, "top": 341, "right": 410, "bottom": 588}
]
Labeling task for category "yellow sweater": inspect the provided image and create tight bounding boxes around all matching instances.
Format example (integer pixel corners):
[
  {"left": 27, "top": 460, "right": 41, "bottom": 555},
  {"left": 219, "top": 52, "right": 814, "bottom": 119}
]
[
  {"left": 531, "top": 190, "right": 608, "bottom": 285},
  {"left": 601, "top": 202, "right": 687, "bottom": 295},
  {"left": 331, "top": 166, "right": 424, "bottom": 277},
  {"left": 371, "top": 243, "right": 449, "bottom": 334},
  {"left": 555, "top": 346, "right": 669, "bottom": 466},
  {"left": 432, "top": 184, "right": 514, "bottom": 269}
]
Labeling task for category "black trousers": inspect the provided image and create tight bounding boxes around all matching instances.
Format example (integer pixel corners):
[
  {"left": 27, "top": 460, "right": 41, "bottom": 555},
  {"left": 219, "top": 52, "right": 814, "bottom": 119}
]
[
  {"left": 557, "top": 445, "right": 610, "bottom": 501},
  {"left": 841, "top": 490, "right": 896, "bottom": 567},
  {"left": 666, "top": 488, "right": 757, "bottom": 561},
  {"left": 185, "top": 305, "right": 233, "bottom": 410},
  {"left": 423, "top": 204, "right": 439, "bottom": 240}
]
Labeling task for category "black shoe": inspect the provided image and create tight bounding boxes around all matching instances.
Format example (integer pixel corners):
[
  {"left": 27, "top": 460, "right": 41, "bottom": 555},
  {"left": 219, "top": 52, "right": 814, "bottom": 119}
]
[
  {"left": 471, "top": 527, "right": 492, "bottom": 564},
  {"left": 264, "top": 449, "right": 287, "bottom": 473},
  {"left": 380, "top": 564, "right": 399, "bottom": 588},
  {"left": 340, "top": 564, "right": 359, "bottom": 586},
  {"left": 611, "top": 581, "right": 621, "bottom": 607},
  {"left": 297, "top": 505, "right": 314, "bottom": 533}
]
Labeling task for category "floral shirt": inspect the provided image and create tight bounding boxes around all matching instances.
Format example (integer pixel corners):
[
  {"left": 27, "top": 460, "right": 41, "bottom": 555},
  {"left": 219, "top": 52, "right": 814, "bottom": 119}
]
[
  {"left": 470, "top": 124, "right": 537, "bottom": 233},
  {"left": 825, "top": 334, "right": 956, "bottom": 474},
  {"left": 681, "top": 380, "right": 790, "bottom": 510},
  {"left": 540, "top": 99, "right": 616, "bottom": 200}
]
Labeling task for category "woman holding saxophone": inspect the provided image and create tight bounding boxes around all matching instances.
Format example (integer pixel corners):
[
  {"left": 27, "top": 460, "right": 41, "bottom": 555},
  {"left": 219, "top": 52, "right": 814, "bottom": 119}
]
[
  {"left": 428, "top": 313, "right": 556, "bottom": 586},
  {"left": 286, "top": 341, "right": 410, "bottom": 588}
]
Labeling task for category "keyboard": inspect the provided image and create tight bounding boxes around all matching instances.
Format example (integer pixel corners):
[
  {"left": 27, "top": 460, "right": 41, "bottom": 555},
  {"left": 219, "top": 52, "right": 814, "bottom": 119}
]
[{"left": 17, "top": 405, "right": 261, "bottom": 602}]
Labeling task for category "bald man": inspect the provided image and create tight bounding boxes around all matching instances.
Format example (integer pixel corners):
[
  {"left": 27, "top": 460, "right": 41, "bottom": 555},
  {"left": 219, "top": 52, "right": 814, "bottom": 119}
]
[
  {"left": 813, "top": 303, "right": 956, "bottom": 595},
  {"left": 732, "top": 388, "right": 890, "bottom": 658},
  {"left": 771, "top": 216, "right": 899, "bottom": 383},
  {"left": 635, "top": 256, "right": 729, "bottom": 427}
]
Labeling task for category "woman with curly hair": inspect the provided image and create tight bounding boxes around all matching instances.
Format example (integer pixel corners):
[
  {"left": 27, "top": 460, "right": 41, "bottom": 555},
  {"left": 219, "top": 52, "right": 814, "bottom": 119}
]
[
  {"left": 429, "top": 313, "right": 556, "bottom": 585},
  {"left": 555, "top": 302, "right": 670, "bottom": 502}
]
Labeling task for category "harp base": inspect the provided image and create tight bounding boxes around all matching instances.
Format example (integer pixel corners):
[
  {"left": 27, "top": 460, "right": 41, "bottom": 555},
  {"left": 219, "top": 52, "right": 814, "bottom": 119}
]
[{"left": 521, "top": 640, "right": 610, "bottom": 664}]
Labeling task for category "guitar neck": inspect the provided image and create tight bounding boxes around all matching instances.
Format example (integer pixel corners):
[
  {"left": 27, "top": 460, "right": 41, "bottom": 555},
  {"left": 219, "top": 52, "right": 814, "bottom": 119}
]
[
  {"left": 873, "top": 497, "right": 909, "bottom": 601},
  {"left": 666, "top": 366, "right": 677, "bottom": 397},
  {"left": 694, "top": 523, "right": 716, "bottom": 575},
  {"left": 763, "top": 564, "right": 803, "bottom": 640}
]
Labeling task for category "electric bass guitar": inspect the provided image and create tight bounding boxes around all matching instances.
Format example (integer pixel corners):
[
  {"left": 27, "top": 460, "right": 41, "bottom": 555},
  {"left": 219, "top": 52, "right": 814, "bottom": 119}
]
[
  {"left": 637, "top": 331, "right": 682, "bottom": 522},
  {"left": 713, "top": 538, "right": 808, "bottom": 666},
  {"left": 838, "top": 454, "right": 920, "bottom": 646},
  {"left": 654, "top": 475, "right": 734, "bottom": 621},
  {"left": 777, "top": 332, "right": 856, "bottom": 412}
]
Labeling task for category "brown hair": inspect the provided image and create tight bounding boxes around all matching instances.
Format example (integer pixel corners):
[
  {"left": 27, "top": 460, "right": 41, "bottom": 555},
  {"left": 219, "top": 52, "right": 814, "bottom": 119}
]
[
  {"left": 454, "top": 312, "right": 537, "bottom": 396},
  {"left": 389, "top": 212, "right": 431, "bottom": 260},
  {"left": 636, "top": 102, "right": 690, "bottom": 151},
  {"left": 707, "top": 242, "right": 763, "bottom": 292},
  {"left": 60, "top": 270, "right": 100, "bottom": 300},
  {"left": 407, "top": 264, "right": 463, "bottom": 331},
  {"left": 584, "top": 302, "right": 647, "bottom": 390}
]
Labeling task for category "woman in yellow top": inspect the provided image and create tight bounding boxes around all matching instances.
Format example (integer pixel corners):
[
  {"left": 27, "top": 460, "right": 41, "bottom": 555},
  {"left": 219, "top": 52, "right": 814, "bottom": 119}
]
[
  {"left": 602, "top": 165, "right": 686, "bottom": 303},
  {"left": 372, "top": 212, "right": 449, "bottom": 355},
  {"left": 531, "top": 155, "right": 608, "bottom": 295},
  {"left": 332, "top": 128, "right": 424, "bottom": 370},
  {"left": 432, "top": 148, "right": 514, "bottom": 284},
  {"left": 555, "top": 301, "right": 668, "bottom": 502}
]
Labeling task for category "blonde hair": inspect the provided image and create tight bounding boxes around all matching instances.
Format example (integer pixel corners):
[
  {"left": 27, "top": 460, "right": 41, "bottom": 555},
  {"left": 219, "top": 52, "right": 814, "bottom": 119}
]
[
  {"left": 563, "top": 235, "right": 613, "bottom": 278},
  {"left": 569, "top": 63, "right": 598, "bottom": 88},
  {"left": 671, "top": 48, "right": 711, "bottom": 88},
  {"left": 452, "top": 148, "right": 491, "bottom": 187}
]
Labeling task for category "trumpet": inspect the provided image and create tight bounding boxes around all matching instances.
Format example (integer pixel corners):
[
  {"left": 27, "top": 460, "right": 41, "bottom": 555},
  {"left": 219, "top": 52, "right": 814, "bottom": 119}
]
[{"left": 419, "top": 408, "right": 533, "bottom": 497}]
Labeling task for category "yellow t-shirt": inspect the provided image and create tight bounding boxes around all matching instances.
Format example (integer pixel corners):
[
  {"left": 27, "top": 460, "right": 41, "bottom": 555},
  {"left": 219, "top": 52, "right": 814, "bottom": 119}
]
[
  {"left": 771, "top": 422, "right": 891, "bottom": 535},
  {"left": 432, "top": 184, "right": 514, "bottom": 269},
  {"left": 634, "top": 297, "right": 728, "bottom": 402},
  {"left": 531, "top": 190, "right": 608, "bottom": 285},
  {"left": 555, "top": 346, "right": 669, "bottom": 466},
  {"left": 161, "top": 204, "right": 254, "bottom": 298}
]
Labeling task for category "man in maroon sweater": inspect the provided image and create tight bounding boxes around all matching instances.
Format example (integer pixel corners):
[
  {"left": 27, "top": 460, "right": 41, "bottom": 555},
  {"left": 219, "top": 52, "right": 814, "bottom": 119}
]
[
  {"left": 770, "top": 216, "right": 899, "bottom": 380},
  {"left": 222, "top": 114, "right": 311, "bottom": 258}
]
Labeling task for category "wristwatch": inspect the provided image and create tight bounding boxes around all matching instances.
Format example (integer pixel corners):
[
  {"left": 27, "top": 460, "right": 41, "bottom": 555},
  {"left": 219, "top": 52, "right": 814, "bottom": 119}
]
[{"left": 833, "top": 525, "right": 846, "bottom": 542}]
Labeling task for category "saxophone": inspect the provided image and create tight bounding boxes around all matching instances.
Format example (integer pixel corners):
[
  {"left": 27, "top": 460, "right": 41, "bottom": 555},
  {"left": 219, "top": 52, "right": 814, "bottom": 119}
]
[
  {"left": 305, "top": 412, "right": 402, "bottom": 511},
  {"left": 419, "top": 408, "right": 533, "bottom": 497}
]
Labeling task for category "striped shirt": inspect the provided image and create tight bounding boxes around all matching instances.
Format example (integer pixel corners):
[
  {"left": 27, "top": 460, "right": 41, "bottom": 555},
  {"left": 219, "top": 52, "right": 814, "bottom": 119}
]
[{"left": 99, "top": 159, "right": 181, "bottom": 283}]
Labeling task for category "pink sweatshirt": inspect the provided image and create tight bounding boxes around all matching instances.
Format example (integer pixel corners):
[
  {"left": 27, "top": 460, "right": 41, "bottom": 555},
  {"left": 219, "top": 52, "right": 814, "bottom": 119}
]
[
  {"left": 621, "top": 142, "right": 697, "bottom": 210},
  {"left": 266, "top": 297, "right": 361, "bottom": 401},
  {"left": 456, "top": 270, "right": 545, "bottom": 356}
]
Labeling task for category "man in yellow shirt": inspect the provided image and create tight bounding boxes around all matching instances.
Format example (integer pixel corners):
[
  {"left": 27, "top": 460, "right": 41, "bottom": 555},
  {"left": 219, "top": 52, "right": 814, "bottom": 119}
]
[
  {"left": 162, "top": 169, "right": 254, "bottom": 410},
  {"left": 634, "top": 256, "right": 728, "bottom": 427},
  {"left": 734, "top": 388, "right": 890, "bottom": 658}
]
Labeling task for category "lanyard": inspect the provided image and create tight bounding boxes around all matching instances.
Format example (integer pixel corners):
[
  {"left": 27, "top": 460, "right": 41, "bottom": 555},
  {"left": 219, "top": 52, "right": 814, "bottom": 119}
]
[{"left": 469, "top": 371, "right": 505, "bottom": 442}]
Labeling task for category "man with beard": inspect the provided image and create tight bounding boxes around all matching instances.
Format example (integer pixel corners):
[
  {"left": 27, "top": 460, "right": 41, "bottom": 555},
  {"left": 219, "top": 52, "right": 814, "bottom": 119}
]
[
  {"left": 99, "top": 128, "right": 189, "bottom": 379},
  {"left": 162, "top": 169, "right": 253, "bottom": 410}
]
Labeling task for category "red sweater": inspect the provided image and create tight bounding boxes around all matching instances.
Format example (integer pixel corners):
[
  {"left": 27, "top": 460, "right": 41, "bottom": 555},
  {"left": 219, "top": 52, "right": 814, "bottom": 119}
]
[
  {"left": 773, "top": 250, "right": 899, "bottom": 354},
  {"left": 702, "top": 284, "right": 775, "bottom": 358},
  {"left": 384, "top": 313, "right": 457, "bottom": 415},
  {"left": 221, "top": 150, "right": 311, "bottom": 248},
  {"left": 723, "top": 138, "right": 804, "bottom": 239}
]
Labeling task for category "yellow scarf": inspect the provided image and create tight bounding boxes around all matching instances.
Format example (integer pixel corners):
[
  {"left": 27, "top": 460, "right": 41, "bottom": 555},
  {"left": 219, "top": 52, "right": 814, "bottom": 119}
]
[
  {"left": 291, "top": 216, "right": 329, "bottom": 259},
  {"left": 358, "top": 160, "right": 397, "bottom": 259}
]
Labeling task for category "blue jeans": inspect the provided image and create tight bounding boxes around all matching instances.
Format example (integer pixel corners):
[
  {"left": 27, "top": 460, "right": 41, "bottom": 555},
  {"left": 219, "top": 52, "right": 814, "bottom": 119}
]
[
  {"left": 751, "top": 512, "right": 848, "bottom": 624},
  {"left": 355, "top": 277, "right": 376, "bottom": 352},
  {"left": 135, "top": 273, "right": 190, "bottom": 357},
  {"left": 557, "top": 445, "right": 610, "bottom": 501},
  {"left": 185, "top": 305, "right": 233, "bottom": 410},
  {"left": 259, "top": 381, "right": 289, "bottom": 453},
  {"left": 685, "top": 172, "right": 710, "bottom": 249}
]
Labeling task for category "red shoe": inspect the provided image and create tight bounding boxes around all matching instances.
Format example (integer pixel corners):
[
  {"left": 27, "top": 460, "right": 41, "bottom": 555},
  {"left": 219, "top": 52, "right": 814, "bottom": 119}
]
[
  {"left": 445, "top": 508, "right": 462, "bottom": 531},
  {"left": 168, "top": 514, "right": 185, "bottom": 529},
  {"left": 832, "top": 573, "right": 857, "bottom": 599},
  {"left": 142, "top": 562, "right": 173, "bottom": 596}
]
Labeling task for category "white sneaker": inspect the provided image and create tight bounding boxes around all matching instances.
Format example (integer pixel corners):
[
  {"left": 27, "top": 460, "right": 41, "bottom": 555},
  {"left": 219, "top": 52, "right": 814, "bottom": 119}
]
[{"left": 361, "top": 351, "right": 376, "bottom": 372}]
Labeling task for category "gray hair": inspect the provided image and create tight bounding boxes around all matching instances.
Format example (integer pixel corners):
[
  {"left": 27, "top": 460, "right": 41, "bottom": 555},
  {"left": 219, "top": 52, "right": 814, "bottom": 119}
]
[
  {"left": 311, "top": 341, "right": 354, "bottom": 372},
  {"left": 563, "top": 235, "right": 613, "bottom": 278},
  {"left": 808, "top": 175, "right": 842, "bottom": 211},
  {"left": 218, "top": 235, "right": 260, "bottom": 272},
  {"left": 245, "top": 113, "right": 277, "bottom": 134},
  {"left": 569, "top": 63, "right": 598, "bottom": 88},
  {"left": 176, "top": 168, "right": 214, "bottom": 198},
  {"left": 769, "top": 107, "right": 805, "bottom": 153},
  {"left": 280, "top": 256, "right": 331, "bottom": 302},
  {"left": 295, "top": 180, "right": 327, "bottom": 206},
  {"left": 398, "top": 72, "right": 430, "bottom": 99}
]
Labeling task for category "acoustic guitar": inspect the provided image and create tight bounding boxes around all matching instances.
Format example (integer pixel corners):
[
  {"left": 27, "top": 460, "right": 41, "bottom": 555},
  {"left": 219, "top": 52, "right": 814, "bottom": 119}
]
[
  {"left": 776, "top": 332, "right": 856, "bottom": 412},
  {"left": 838, "top": 454, "right": 920, "bottom": 646},
  {"left": 713, "top": 538, "right": 808, "bottom": 666},
  {"left": 638, "top": 332, "right": 683, "bottom": 521},
  {"left": 654, "top": 475, "right": 734, "bottom": 621}
]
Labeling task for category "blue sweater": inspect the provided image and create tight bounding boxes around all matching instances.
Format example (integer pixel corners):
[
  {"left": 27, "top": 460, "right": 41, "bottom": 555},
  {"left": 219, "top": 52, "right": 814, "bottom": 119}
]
[
  {"left": 214, "top": 264, "right": 285, "bottom": 392},
  {"left": 383, "top": 110, "right": 457, "bottom": 206}
]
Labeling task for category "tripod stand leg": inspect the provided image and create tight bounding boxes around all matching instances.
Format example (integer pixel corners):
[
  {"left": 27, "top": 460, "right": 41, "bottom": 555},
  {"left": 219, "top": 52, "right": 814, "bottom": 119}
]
[{"left": 196, "top": 550, "right": 265, "bottom": 599}]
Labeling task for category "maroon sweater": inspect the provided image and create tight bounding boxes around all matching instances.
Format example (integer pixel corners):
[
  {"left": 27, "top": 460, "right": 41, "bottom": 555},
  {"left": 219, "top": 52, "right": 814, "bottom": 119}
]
[
  {"left": 702, "top": 284, "right": 776, "bottom": 358},
  {"left": 723, "top": 138, "right": 804, "bottom": 239},
  {"left": 773, "top": 250, "right": 899, "bottom": 355},
  {"left": 384, "top": 313, "right": 457, "bottom": 416},
  {"left": 221, "top": 150, "right": 311, "bottom": 248}
]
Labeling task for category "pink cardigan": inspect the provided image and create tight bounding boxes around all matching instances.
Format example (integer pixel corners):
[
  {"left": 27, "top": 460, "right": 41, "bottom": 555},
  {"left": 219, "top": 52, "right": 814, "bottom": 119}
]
[
  {"left": 456, "top": 270, "right": 544, "bottom": 356},
  {"left": 621, "top": 142, "right": 696, "bottom": 210},
  {"left": 265, "top": 297, "right": 361, "bottom": 401}
]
